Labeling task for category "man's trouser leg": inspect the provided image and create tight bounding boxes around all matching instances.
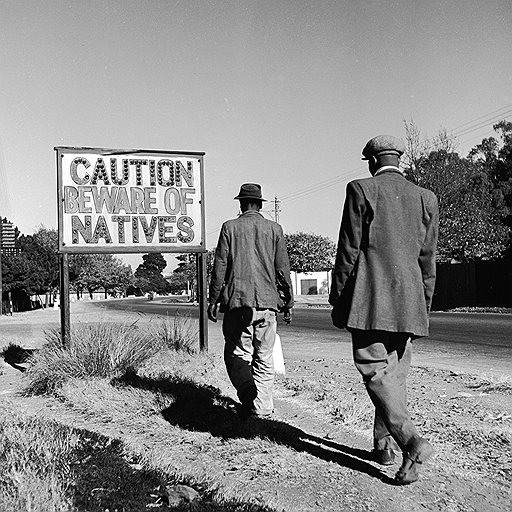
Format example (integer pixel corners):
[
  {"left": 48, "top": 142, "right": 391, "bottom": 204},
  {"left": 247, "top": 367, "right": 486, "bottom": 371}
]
[
  {"left": 351, "top": 329, "right": 418, "bottom": 451},
  {"left": 223, "top": 307, "right": 276, "bottom": 416},
  {"left": 251, "top": 309, "right": 277, "bottom": 415}
]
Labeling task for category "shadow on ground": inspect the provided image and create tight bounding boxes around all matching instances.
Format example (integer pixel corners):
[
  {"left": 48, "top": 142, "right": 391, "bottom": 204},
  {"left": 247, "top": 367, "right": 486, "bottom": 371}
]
[
  {"left": 70, "top": 428, "right": 279, "bottom": 512},
  {"left": 1, "top": 344, "right": 37, "bottom": 372},
  {"left": 117, "top": 372, "right": 392, "bottom": 484}
]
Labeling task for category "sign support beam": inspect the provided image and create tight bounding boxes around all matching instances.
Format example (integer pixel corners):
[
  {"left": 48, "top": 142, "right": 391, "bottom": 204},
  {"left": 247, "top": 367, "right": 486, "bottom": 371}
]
[
  {"left": 196, "top": 252, "right": 208, "bottom": 352},
  {"left": 59, "top": 253, "right": 71, "bottom": 347},
  {"left": 0, "top": 221, "right": 3, "bottom": 316}
]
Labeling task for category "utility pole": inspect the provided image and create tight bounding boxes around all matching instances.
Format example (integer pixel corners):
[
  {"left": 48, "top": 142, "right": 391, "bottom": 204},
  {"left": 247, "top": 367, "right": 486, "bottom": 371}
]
[{"left": 273, "top": 196, "right": 281, "bottom": 224}]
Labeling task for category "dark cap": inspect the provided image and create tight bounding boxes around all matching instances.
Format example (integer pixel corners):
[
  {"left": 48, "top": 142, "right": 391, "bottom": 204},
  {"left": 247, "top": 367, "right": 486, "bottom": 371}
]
[
  {"left": 234, "top": 183, "right": 267, "bottom": 202},
  {"left": 362, "top": 135, "right": 406, "bottom": 160}
]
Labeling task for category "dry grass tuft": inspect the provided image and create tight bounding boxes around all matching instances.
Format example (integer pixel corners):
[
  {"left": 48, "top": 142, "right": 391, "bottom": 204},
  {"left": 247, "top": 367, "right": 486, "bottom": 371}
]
[
  {"left": 148, "top": 313, "right": 199, "bottom": 353},
  {"left": 21, "top": 315, "right": 201, "bottom": 396},
  {"left": 0, "top": 413, "right": 77, "bottom": 512},
  {"left": 23, "top": 321, "right": 162, "bottom": 395},
  {"left": 1, "top": 343, "right": 34, "bottom": 364}
]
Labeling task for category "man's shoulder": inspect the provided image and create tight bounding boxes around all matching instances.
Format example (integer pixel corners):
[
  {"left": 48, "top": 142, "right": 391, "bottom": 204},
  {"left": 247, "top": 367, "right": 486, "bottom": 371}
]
[
  {"left": 345, "top": 176, "right": 373, "bottom": 194},
  {"left": 223, "top": 213, "right": 282, "bottom": 229},
  {"left": 351, "top": 174, "right": 436, "bottom": 199}
]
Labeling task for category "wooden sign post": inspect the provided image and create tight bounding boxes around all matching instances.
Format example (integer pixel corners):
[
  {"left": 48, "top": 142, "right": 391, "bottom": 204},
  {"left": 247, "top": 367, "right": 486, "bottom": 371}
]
[{"left": 56, "top": 147, "right": 207, "bottom": 350}]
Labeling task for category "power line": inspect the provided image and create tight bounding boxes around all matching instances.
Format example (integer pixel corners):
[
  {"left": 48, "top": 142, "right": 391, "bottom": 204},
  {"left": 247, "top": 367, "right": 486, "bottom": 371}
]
[
  {"left": 450, "top": 105, "right": 512, "bottom": 132},
  {"left": 277, "top": 105, "right": 512, "bottom": 211},
  {"left": 452, "top": 110, "right": 512, "bottom": 139},
  {"left": 210, "top": 104, "right": 512, "bottom": 241}
]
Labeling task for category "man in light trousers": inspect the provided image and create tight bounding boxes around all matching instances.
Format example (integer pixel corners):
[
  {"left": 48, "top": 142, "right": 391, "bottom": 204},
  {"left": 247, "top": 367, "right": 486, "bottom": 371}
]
[{"left": 208, "top": 183, "right": 293, "bottom": 420}]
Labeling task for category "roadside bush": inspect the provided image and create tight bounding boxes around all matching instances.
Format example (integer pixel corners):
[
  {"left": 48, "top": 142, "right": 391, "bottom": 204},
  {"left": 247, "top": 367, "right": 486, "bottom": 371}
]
[{"left": 24, "top": 321, "right": 163, "bottom": 395}]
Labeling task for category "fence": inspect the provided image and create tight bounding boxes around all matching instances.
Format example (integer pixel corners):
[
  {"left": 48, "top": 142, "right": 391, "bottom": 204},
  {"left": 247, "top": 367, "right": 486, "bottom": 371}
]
[{"left": 432, "top": 259, "right": 512, "bottom": 310}]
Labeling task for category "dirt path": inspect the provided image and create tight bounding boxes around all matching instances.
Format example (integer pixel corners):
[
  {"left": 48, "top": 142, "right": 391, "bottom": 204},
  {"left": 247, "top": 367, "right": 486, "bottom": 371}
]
[{"left": 1, "top": 302, "right": 511, "bottom": 511}]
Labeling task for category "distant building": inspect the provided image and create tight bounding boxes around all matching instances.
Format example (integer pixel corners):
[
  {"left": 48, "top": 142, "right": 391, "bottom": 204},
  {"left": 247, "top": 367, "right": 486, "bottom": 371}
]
[
  {"left": 0, "top": 219, "right": 17, "bottom": 254},
  {"left": 290, "top": 271, "right": 331, "bottom": 296}
]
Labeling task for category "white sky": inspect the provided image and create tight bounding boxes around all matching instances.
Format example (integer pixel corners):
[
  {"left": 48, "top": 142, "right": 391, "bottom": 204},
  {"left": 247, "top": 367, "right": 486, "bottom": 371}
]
[{"left": 1, "top": 0, "right": 511, "bottom": 270}]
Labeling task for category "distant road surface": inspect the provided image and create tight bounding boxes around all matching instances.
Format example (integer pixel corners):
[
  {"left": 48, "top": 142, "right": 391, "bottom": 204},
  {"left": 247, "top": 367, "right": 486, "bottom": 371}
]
[{"left": 100, "top": 298, "right": 511, "bottom": 376}]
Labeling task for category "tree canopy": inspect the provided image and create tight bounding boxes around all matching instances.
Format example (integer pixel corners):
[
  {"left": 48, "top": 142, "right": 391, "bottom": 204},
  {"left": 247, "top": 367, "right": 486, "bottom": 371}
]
[
  {"left": 1, "top": 224, "right": 136, "bottom": 303},
  {"left": 285, "top": 232, "right": 336, "bottom": 273},
  {"left": 1, "top": 226, "right": 59, "bottom": 295},
  {"left": 70, "top": 254, "right": 133, "bottom": 299},
  {"left": 134, "top": 253, "right": 170, "bottom": 294},
  {"left": 402, "top": 121, "right": 511, "bottom": 261}
]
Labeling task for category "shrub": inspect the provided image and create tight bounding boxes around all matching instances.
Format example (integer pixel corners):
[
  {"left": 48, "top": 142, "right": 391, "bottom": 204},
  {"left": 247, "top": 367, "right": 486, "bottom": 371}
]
[{"left": 23, "top": 321, "right": 163, "bottom": 395}]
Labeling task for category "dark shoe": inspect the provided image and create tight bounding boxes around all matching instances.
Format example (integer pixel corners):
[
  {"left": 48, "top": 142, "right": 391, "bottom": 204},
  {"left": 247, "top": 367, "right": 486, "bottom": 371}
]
[
  {"left": 394, "top": 437, "right": 434, "bottom": 485},
  {"left": 373, "top": 449, "right": 396, "bottom": 466}
]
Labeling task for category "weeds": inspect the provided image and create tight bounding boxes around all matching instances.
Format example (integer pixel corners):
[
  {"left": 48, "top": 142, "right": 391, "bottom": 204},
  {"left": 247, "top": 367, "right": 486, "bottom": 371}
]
[
  {"left": 330, "top": 399, "right": 370, "bottom": 427},
  {"left": 23, "top": 321, "right": 160, "bottom": 395},
  {"left": 0, "top": 414, "right": 76, "bottom": 512},
  {"left": 1, "top": 343, "right": 34, "bottom": 365},
  {"left": 149, "top": 313, "right": 199, "bottom": 353}
]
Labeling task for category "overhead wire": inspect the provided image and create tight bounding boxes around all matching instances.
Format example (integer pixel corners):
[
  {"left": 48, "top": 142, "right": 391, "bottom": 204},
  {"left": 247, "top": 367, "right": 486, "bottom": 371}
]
[
  {"left": 276, "top": 105, "right": 512, "bottom": 211},
  {"left": 449, "top": 105, "right": 512, "bottom": 132},
  {"left": 208, "top": 105, "right": 512, "bottom": 241}
]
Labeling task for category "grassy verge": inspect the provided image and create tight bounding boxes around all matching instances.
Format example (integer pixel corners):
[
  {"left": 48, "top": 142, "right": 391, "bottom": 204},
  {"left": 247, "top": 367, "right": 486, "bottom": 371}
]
[{"left": 0, "top": 409, "right": 279, "bottom": 511}]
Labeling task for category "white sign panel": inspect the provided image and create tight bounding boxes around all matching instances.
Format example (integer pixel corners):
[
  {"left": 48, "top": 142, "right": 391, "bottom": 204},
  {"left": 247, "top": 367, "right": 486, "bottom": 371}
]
[{"left": 56, "top": 147, "right": 205, "bottom": 253}]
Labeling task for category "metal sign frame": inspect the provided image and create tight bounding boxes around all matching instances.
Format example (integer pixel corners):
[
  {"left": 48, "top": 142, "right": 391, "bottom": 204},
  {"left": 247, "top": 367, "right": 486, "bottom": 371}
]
[{"left": 55, "top": 146, "right": 206, "bottom": 254}]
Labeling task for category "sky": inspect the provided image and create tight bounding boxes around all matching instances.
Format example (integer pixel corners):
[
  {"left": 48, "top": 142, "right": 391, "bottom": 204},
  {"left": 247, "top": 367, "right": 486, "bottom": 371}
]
[{"left": 1, "top": 0, "right": 511, "bottom": 271}]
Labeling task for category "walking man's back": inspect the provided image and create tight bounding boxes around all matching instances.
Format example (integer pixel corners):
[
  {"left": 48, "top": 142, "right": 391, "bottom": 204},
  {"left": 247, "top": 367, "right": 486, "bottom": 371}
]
[
  {"left": 330, "top": 135, "right": 439, "bottom": 485},
  {"left": 208, "top": 183, "right": 293, "bottom": 419}
]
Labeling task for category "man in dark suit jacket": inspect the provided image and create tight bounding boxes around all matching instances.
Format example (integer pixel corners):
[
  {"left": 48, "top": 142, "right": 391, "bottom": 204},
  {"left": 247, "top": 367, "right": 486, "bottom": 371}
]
[{"left": 329, "top": 135, "right": 439, "bottom": 485}]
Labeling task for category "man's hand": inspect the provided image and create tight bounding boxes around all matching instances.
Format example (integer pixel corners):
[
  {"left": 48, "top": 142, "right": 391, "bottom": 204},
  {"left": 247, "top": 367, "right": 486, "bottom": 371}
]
[
  {"left": 207, "top": 303, "right": 218, "bottom": 323},
  {"left": 283, "top": 307, "right": 292, "bottom": 324}
]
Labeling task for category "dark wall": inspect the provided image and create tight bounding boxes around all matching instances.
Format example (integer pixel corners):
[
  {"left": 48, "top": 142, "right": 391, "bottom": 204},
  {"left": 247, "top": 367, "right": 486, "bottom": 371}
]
[
  {"left": 432, "top": 259, "right": 512, "bottom": 310},
  {"left": 1, "top": 290, "right": 34, "bottom": 314}
]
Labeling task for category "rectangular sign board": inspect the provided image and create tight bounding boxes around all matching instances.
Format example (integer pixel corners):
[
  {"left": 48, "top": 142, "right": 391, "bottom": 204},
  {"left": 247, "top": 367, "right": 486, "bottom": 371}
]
[{"left": 56, "top": 147, "right": 205, "bottom": 254}]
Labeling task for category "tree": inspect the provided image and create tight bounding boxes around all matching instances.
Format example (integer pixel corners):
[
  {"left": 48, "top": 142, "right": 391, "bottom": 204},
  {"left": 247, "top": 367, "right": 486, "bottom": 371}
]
[
  {"left": 70, "top": 254, "right": 133, "bottom": 299},
  {"left": 2, "top": 226, "right": 59, "bottom": 296},
  {"left": 404, "top": 149, "right": 508, "bottom": 261},
  {"left": 134, "top": 253, "right": 170, "bottom": 295},
  {"left": 469, "top": 120, "right": 512, "bottom": 240},
  {"left": 285, "top": 232, "right": 336, "bottom": 273},
  {"left": 166, "top": 272, "right": 189, "bottom": 294},
  {"left": 173, "top": 250, "right": 216, "bottom": 300},
  {"left": 402, "top": 119, "right": 458, "bottom": 183},
  {"left": 402, "top": 120, "right": 512, "bottom": 261}
]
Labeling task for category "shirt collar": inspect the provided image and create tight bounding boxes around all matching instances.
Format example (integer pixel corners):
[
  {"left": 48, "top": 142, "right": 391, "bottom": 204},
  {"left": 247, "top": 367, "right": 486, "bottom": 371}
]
[
  {"left": 239, "top": 210, "right": 264, "bottom": 218},
  {"left": 374, "top": 165, "right": 403, "bottom": 176}
]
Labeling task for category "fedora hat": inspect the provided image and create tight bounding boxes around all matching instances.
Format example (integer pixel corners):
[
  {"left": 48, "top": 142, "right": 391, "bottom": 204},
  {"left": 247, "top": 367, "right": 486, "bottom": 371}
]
[{"left": 234, "top": 183, "right": 267, "bottom": 202}]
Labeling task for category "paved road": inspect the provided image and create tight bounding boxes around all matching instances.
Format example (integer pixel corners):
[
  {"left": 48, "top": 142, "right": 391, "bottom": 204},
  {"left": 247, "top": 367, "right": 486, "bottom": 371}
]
[
  {"left": 102, "top": 298, "right": 511, "bottom": 346},
  {"left": 100, "top": 299, "right": 511, "bottom": 377}
]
